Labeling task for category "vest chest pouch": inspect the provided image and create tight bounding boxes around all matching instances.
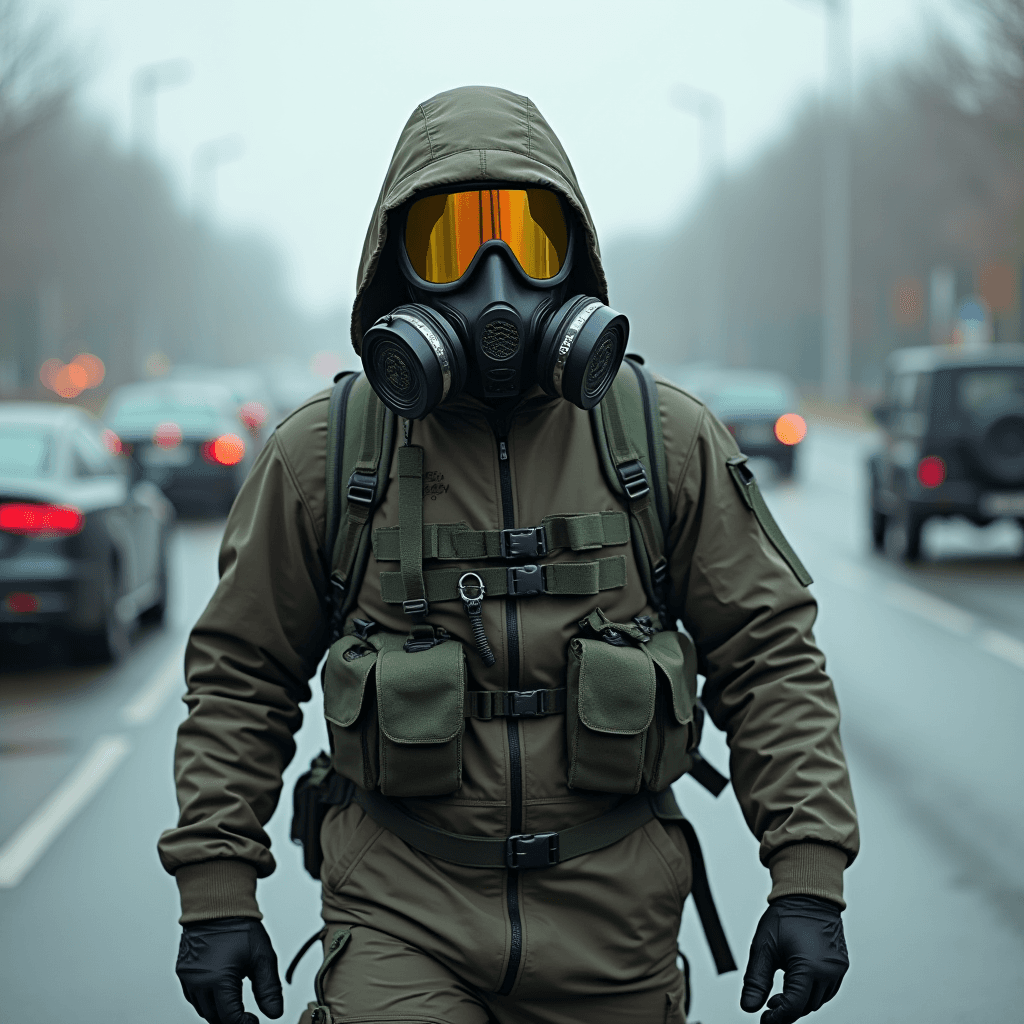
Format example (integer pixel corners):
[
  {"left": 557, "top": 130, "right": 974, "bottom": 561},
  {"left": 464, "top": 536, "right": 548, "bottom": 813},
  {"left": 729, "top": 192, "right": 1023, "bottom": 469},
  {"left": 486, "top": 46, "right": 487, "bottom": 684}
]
[
  {"left": 323, "top": 631, "right": 467, "bottom": 797},
  {"left": 566, "top": 611, "right": 698, "bottom": 794}
]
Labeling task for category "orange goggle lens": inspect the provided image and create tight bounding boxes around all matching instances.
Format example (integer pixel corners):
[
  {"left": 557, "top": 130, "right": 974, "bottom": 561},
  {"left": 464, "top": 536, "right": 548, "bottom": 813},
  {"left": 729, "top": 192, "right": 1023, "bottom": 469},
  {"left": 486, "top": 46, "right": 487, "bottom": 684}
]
[{"left": 405, "top": 188, "right": 568, "bottom": 284}]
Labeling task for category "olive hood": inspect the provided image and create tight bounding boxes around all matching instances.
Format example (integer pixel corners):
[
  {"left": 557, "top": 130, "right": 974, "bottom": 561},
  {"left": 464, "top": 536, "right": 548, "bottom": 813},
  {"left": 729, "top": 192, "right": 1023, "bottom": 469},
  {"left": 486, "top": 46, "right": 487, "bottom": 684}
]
[{"left": 351, "top": 85, "right": 609, "bottom": 354}]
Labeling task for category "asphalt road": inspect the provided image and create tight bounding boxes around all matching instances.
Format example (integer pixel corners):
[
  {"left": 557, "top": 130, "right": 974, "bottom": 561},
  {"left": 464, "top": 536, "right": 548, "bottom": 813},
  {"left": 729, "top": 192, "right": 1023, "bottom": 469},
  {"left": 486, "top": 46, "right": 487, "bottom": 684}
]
[{"left": 1, "top": 421, "right": 1022, "bottom": 1024}]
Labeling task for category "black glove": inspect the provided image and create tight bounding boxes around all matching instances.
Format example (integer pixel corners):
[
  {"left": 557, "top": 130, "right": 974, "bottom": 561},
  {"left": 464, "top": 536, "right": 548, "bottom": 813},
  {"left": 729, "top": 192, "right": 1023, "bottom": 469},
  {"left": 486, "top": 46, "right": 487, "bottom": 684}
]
[
  {"left": 176, "top": 917, "right": 284, "bottom": 1024},
  {"left": 740, "top": 895, "right": 848, "bottom": 1024}
]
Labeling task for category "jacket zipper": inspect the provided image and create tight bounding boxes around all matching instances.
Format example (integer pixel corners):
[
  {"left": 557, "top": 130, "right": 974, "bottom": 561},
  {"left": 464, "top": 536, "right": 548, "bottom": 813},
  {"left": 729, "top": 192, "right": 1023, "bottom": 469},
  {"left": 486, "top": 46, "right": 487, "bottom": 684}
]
[{"left": 496, "top": 433, "right": 523, "bottom": 996}]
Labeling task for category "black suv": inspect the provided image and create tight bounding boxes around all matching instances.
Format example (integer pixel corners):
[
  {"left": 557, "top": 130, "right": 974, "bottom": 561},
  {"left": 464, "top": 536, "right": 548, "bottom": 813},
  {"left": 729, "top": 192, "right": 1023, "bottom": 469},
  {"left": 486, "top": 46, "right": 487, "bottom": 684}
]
[{"left": 868, "top": 345, "right": 1024, "bottom": 560}]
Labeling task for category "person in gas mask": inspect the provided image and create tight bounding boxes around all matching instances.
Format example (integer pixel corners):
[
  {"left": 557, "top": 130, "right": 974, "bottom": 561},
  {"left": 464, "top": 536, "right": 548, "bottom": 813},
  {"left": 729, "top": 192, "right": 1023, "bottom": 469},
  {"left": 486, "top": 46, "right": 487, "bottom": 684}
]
[{"left": 162, "top": 85, "right": 858, "bottom": 1024}]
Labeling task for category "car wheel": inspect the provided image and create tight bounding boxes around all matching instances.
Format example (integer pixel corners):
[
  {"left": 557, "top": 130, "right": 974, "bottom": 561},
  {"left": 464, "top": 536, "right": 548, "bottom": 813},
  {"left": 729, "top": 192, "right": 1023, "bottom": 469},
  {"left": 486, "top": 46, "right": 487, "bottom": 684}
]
[
  {"left": 887, "top": 501, "right": 924, "bottom": 562},
  {"left": 140, "top": 536, "right": 168, "bottom": 626},
  {"left": 871, "top": 508, "right": 887, "bottom": 551},
  {"left": 75, "top": 556, "right": 134, "bottom": 663}
]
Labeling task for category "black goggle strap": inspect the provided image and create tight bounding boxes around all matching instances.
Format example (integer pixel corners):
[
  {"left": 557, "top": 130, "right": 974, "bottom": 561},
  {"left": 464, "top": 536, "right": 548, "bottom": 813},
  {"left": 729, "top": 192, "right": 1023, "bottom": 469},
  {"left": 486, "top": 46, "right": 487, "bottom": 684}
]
[
  {"left": 379, "top": 555, "right": 626, "bottom": 604},
  {"left": 371, "top": 510, "right": 629, "bottom": 562}
]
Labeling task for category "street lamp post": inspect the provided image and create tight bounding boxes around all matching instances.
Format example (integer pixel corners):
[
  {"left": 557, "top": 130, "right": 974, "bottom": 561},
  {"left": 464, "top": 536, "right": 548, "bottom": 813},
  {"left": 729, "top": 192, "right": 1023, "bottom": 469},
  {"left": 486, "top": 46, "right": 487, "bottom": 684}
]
[
  {"left": 191, "top": 135, "right": 246, "bottom": 221},
  {"left": 130, "top": 59, "right": 191, "bottom": 155},
  {"left": 671, "top": 84, "right": 726, "bottom": 362}
]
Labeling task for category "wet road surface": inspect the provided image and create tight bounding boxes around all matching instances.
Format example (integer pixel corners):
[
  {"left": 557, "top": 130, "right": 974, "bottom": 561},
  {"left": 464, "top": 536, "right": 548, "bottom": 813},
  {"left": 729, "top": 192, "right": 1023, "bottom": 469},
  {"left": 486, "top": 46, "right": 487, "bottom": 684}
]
[{"left": 1, "top": 421, "right": 1022, "bottom": 1023}]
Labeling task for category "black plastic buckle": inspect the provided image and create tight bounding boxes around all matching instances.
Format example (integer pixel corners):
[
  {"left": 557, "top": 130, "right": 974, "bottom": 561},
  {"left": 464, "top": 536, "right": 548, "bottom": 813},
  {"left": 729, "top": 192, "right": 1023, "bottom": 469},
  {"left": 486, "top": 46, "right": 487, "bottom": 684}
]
[
  {"left": 506, "top": 831, "right": 559, "bottom": 870},
  {"left": 653, "top": 559, "right": 668, "bottom": 587},
  {"left": 507, "top": 564, "right": 543, "bottom": 597},
  {"left": 402, "top": 598, "right": 429, "bottom": 620},
  {"left": 616, "top": 459, "right": 650, "bottom": 500},
  {"left": 509, "top": 689, "right": 544, "bottom": 717},
  {"left": 347, "top": 471, "right": 377, "bottom": 506},
  {"left": 352, "top": 617, "right": 377, "bottom": 640},
  {"left": 500, "top": 527, "right": 547, "bottom": 559}
]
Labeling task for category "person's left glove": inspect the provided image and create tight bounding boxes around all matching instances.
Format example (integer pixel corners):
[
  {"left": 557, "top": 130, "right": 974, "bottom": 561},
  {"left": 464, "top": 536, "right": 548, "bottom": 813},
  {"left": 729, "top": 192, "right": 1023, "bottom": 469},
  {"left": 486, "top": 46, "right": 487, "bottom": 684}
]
[
  {"left": 740, "top": 894, "right": 848, "bottom": 1024},
  {"left": 176, "top": 916, "right": 284, "bottom": 1024}
]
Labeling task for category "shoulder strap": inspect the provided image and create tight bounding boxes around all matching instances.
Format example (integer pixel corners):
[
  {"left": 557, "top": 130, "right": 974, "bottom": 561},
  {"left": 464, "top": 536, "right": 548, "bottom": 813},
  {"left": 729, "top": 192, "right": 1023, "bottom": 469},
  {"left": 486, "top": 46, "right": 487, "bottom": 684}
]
[
  {"left": 591, "top": 358, "right": 670, "bottom": 624},
  {"left": 324, "top": 373, "right": 397, "bottom": 640}
]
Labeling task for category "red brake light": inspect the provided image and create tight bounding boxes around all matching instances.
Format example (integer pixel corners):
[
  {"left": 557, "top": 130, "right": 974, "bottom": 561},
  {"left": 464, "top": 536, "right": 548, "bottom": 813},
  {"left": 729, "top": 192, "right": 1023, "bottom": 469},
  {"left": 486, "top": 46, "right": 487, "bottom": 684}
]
[
  {"left": 774, "top": 413, "right": 807, "bottom": 446},
  {"left": 202, "top": 433, "right": 245, "bottom": 466},
  {"left": 239, "top": 401, "right": 267, "bottom": 430},
  {"left": 153, "top": 422, "right": 182, "bottom": 449},
  {"left": 917, "top": 456, "right": 945, "bottom": 488},
  {"left": 0, "top": 502, "right": 85, "bottom": 536},
  {"left": 4, "top": 592, "right": 40, "bottom": 613},
  {"left": 102, "top": 428, "right": 122, "bottom": 455}
]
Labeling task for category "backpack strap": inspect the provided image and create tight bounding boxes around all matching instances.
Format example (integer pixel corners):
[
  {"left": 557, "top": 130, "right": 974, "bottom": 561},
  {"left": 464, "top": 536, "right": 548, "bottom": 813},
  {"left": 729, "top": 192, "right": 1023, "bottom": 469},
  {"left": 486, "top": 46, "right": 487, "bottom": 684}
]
[
  {"left": 396, "top": 441, "right": 428, "bottom": 622},
  {"left": 324, "top": 373, "right": 397, "bottom": 640},
  {"left": 591, "top": 358, "right": 671, "bottom": 624}
]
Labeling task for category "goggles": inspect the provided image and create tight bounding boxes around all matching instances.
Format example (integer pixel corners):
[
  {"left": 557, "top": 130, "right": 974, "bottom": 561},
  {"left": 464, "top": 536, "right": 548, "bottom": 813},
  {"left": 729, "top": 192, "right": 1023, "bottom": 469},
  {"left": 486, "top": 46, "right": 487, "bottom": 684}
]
[{"left": 404, "top": 188, "right": 569, "bottom": 285}]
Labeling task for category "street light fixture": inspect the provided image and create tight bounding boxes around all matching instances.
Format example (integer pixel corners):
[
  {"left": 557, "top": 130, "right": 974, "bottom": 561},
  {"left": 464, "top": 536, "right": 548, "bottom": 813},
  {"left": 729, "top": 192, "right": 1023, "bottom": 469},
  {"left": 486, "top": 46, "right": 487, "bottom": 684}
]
[
  {"left": 671, "top": 83, "right": 726, "bottom": 362},
  {"left": 130, "top": 59, "right": 192, "bottom": 154}
]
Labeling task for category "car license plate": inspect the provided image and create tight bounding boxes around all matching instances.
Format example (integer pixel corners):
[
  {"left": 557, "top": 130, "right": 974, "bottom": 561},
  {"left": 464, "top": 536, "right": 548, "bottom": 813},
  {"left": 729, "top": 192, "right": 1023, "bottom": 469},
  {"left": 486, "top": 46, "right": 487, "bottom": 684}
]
[
  {"left": 140, "top": 444, "right": 194, "bottom": 467},
  {"left": 739, "top": 423, "right": 772, "bottom": 445},
  {"left": 979, "top": 491, "right": 1024, "bottom": 516}
]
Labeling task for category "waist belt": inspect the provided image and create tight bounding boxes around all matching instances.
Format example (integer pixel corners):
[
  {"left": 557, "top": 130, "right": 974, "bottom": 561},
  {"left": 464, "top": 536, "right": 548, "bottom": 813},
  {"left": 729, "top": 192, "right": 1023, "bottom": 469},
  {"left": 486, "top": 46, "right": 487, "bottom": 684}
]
[{"left": 347, "top": 783, "right": 737, "bottom": 976}]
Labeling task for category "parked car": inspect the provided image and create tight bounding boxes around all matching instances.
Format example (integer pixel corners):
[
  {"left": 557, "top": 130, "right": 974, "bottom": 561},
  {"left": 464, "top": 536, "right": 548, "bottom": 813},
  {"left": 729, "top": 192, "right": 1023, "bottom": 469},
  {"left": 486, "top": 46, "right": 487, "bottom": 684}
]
[
  {"left": 104, "top": 380, "right": 254, "bottom": 516},
  {"left": 670, "top": 366, "right": 807, "bottom": 478},
  {"left": 868, "top": 344, "right": 1024, "bottom": 560},
  {"left": 0, "top": 402, "right": 174, "bottom": 661}
]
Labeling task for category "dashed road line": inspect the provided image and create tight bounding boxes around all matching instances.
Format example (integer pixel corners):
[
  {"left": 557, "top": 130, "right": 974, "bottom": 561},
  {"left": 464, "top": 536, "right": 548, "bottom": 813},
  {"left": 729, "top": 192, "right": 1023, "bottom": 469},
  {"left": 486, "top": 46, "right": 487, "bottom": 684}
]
[
  {"left": 0, "top": 735, "right": 130, "bottom": 888},
  {"left": 881, "top": 580, "right": 975, "bottom": 637},
  {"left": 121, "top": 643, "right": 187, "bottom": 725}
]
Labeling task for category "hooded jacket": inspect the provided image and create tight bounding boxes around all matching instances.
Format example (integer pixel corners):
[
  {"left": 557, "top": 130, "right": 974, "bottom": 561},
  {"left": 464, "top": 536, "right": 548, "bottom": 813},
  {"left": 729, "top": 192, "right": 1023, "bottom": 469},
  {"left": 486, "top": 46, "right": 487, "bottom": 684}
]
[{"left": 160, "top": 87, "right": 858, "bottom": 991}]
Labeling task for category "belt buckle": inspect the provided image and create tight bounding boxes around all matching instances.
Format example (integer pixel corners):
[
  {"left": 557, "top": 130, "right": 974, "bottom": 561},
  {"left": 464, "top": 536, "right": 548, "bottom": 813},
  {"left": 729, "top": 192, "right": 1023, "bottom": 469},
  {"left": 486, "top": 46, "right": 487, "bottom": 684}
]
[
  {"left": 500, "top": 527, "right": 547, "bottom": 559},
  {"left": 506, "top": 832, "right": 559, "bottom": 870},
  {"left": 510, "top": 689, "right": 543, "bottom": 717},
  {"left": 507, "top": 564, "right": 543, "bottom": 596}
]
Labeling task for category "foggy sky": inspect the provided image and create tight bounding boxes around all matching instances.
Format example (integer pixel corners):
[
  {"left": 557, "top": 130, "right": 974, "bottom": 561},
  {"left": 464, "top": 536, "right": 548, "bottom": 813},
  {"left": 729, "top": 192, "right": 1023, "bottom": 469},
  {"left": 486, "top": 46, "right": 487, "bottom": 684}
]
[{"left": 53, "top": 0, "right": 954, "bottom": 318}]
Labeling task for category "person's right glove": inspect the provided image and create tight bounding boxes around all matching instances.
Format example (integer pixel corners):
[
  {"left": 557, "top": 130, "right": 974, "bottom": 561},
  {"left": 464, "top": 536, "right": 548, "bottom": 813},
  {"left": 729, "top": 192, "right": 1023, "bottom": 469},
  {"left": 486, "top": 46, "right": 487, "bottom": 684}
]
[
  {"left": 740, "top": 894, "right": 849, "bottom": 1024},
  {"left": 176, "top": 916, "right": 284, "bottom": 1024}
]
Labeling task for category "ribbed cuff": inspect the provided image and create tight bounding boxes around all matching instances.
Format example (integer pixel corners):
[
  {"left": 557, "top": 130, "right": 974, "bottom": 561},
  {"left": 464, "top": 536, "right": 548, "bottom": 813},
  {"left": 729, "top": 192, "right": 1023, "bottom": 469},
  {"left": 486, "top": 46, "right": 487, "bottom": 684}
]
[
  {"left": 767, "top": 842, "right": 848, "bottom": 909},
  {"left": 176, "top": 860, "right": 261, "bottom": 924}
]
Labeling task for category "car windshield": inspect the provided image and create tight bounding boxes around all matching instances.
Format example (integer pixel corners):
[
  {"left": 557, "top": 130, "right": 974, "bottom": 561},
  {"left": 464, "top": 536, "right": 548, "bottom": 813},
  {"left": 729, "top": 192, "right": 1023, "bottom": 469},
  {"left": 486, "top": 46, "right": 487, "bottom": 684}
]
[
  {"left": 0, "top": 425, "right": 54, "bottom": 478},
  {"left": 708, "top": 382, "right": 793, "bottom": 418},
  {"left": 955, "top": 368, "right": 1024, "bottom": 414},
  {"left": 106, "top": 394, "right": 229, "bottom": 436}
]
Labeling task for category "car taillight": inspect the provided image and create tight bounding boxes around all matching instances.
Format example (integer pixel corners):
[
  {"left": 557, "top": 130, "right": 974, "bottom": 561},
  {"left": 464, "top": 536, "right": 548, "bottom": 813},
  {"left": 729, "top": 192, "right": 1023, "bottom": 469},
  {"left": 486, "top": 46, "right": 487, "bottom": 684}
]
[
  {"left": 102, "top": 428, "right": 122, "bottom": 455},
  {"left": 202, "top": 434, "right": 245, "bottom": 466},
  {"left": 239, "top": 401, "right": 267, "bottom": 431},
  {"left": 4, "top": 592, "right": 40, "bottom": 613},
  {"left": 917, "top": 456, "right": 945, "bottom": 488},
  {"left": 153, "top": 421, "right": 183, "bottom": 448},
  {"left": 0, "top": 502, "right": 85, "bottom": 536},
  {"left": 774, "top": 413, "right": 807, "bottom": 446}
]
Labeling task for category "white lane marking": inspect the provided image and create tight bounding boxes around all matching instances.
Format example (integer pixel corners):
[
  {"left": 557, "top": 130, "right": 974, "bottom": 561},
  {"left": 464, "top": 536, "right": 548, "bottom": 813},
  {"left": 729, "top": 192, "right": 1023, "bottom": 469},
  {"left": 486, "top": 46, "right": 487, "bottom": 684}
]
[
  {"left": 881, "top": 580, "right": 975, "bottom": 637},
  {"left": 0, "top": 735, "right": 131, "bottom": 888},
  {"left": 978, "top": 629, "right": 1024, "bottom": 672},
  {"left": 121, "top": 643, "right": 187, "bottom": 725}
]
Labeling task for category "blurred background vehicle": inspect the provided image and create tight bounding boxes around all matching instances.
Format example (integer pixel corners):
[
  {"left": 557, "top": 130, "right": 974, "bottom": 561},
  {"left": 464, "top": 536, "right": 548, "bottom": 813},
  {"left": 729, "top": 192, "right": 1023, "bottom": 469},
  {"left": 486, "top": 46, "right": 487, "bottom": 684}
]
[
  {"left": 666, "top": 364, "right": 807, "bottom": 478},
  {"left": 0, "top": 402, "right": 174, "bottom": 662},
  {"left": 103, "top": 380, "right": 253, "bottom": 516},
  {"left": 869, "top": 344, "right": 1024, "bottom": 560},
  {"left": 168, "top": 364, "right": 276, "bottom": 448}
]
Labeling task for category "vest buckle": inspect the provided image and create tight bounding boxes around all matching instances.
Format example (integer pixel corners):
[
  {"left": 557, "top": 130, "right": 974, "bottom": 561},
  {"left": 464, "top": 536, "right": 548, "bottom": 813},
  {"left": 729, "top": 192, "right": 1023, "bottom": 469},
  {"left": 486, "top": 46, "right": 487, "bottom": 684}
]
[
  {"left": 500, "top": 526, "right": 547, "bottom": 559},
  {"left": 616, "top": 459, "right": 650, "bottom": 500},
  {"left": 506, "top": 831, "right": 560, "bottom": 869},
  {"left": 507, "top": 564, "right": 543, "bottom": 596},
  {"left": 508, "top": 689, "right": 544, "bottom": 717}
]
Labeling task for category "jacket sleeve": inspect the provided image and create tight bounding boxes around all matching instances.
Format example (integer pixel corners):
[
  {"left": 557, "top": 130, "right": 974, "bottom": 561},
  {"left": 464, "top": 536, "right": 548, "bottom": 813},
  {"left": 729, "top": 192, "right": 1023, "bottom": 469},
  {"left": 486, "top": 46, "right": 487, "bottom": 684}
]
[
  {"left": 661, "top": 387, "right": 859, "bottom": 907},
  {"left": 157, "top": 421, "right": 330, "bottom": 923}
]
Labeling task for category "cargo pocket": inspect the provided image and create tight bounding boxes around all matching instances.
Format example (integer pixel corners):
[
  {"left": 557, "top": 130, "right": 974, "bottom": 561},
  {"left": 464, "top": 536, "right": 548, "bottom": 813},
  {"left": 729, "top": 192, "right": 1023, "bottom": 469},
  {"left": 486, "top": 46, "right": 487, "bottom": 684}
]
[
  {"left": 322, "top": 634, "right": 394, "bottom": 791},
  {"left": 566, "top": 635, "right": 656, "bottom": 794},
  {"left": 643, "top": 630, "right": 699, "bottom": 792},
  {"left": 376, "top": 637, "right": 466, "bottom": 797}
]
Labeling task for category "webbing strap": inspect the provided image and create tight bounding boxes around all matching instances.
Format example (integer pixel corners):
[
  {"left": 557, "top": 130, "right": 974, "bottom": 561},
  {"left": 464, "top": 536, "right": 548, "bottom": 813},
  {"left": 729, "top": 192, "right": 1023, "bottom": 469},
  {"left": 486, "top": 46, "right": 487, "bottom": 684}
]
[
  {"left": 397, "top": 445, "right": 427, "bottom": 613},
  {"left": 351, "top": 786, "right": 659, "bottom": 869},
  {"left": 466, "top": 688, "right": 567, "bottom": 719},
  {"left": 372, "top": 511, "right": 629, "bottom": 562},
  {"left": 678, "top": 820, "right": 738, "bottom": 974},
  {"left": 378, "top": 555, "right": 627, "bottom": 604}
]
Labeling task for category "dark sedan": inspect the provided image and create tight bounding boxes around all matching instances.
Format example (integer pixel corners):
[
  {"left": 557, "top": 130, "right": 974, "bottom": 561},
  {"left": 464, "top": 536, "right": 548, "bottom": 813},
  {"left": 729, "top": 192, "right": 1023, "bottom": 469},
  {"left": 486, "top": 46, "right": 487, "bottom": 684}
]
[
  {"left": 0, "top": 402, "right": 174, "bottom": 661},
  {"left": 104, "top": 381, "right": 254, "bottom": 515}
]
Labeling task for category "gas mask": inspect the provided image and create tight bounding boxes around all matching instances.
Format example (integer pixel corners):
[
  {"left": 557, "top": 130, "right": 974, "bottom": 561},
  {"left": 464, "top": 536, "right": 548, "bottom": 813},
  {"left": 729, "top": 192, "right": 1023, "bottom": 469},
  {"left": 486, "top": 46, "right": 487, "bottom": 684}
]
[{"left": 361, "top": 186, "right": 629, "bottom": 419}]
